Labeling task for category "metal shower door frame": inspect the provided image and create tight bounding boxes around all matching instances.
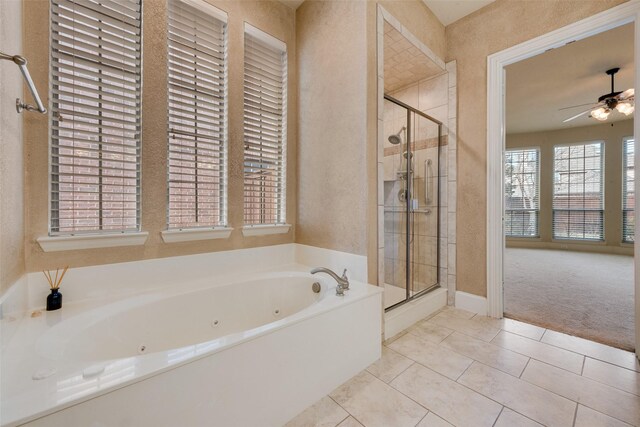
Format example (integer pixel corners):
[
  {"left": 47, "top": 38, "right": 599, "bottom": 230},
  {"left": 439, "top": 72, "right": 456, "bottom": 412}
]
[{"left": 384, "top": 94, "right": 442, "bottom": 312}]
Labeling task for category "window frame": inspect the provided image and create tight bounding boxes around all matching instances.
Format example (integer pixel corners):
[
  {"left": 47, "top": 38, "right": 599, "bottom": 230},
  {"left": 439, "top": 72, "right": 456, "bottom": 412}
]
[
  {"left": 165, "top": 0, "right": 229, "bottom": 232},
  {"left": 242, "top": 23, "right": 288, "bottom": 230},
  {"left": 504, "top": 147, "right": 541, "bottom": 238},
  {"left": 552, "top": 140, "right": 605, "bottom": 241},
  {"left": 48, "top": 0, "right": 143, "bottom": 237},
  {"left": 623, "top": 136, "right": 635, "bottom": 244}
]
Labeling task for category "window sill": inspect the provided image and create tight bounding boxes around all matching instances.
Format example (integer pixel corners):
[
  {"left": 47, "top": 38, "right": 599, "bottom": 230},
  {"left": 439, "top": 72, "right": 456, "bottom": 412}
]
[
  {"left": 550, "top": 238, "right": 605, "bottom": 245},
  {"left": 37, "top": 232, "right": 149, "bottom": 252},
  {"left": 242, "top": 224, "right": 291, "bottom": 237},
  {"left": 505, "top": 236, "right": 541, "bottom": 240},
  {"left": 161, "top": 227, "right": 233, "bottom": 243}
]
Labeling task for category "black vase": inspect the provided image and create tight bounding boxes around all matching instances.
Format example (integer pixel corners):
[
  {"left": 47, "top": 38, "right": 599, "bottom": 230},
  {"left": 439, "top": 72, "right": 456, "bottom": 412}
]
[{"left": 46, "top": 288, "right": 62, "bottom": 311}]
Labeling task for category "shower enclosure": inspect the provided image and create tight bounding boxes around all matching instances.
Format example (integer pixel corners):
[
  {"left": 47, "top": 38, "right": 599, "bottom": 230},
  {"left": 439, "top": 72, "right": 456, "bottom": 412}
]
[{"left": 383, "top": 94, "right": 441, "bottom": 310}]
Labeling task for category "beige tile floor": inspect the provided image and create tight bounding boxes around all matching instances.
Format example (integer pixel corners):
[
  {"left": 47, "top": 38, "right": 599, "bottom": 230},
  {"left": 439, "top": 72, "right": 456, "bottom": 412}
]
[{"left": 286, "top": 307, "right": 640, "bottom": 427}]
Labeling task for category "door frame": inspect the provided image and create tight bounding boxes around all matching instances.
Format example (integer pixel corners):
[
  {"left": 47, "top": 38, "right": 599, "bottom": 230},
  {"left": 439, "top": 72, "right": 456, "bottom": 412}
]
[{"left": 486, "top": 0, "right": 640, "bottom": 347}]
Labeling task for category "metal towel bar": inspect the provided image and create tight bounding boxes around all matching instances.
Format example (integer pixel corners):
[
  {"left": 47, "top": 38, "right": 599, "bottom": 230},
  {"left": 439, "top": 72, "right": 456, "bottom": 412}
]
[
  {"left": 425, "top": 159, "right": 433, "bottom": 205},
  {"left": 0, "top": 51, "right": 47, "bottom": 114}
]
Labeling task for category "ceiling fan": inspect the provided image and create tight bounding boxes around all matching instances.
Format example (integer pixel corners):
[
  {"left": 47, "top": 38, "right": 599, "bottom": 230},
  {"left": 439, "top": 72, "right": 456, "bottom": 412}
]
[{"left": 562, "top": 67, "right": 635, "bottom": 123}]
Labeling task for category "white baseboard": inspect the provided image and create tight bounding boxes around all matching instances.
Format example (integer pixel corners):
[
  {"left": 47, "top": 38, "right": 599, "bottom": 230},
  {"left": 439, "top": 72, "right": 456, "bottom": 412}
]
[
  {"left": 455, "top": 291, "right": 487, "bottom": 316},
  {"left": 384, "top": 288, "right": 447, "bottom": 339}
]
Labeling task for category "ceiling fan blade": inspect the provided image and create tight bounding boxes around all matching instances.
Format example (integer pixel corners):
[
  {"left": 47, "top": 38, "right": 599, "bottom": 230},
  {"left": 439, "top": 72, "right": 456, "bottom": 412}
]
[
  {"left": 563, "top": 107, "right": 596, "bottom": 123},
  {"left": 559, "top": 102, "right": 600, "bottom": 111}
]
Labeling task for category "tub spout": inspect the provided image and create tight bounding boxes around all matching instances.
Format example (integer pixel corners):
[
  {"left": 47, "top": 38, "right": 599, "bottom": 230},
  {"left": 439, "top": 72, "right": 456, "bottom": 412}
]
[{"left": 310, "top": 267, "right": 349, "bottom": 296}]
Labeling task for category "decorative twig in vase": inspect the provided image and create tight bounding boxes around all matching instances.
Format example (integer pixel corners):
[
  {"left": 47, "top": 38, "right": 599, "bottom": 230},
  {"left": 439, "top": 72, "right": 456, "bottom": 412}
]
[{"left": 43, "top": 266, "right": 68, "bottom": 311}]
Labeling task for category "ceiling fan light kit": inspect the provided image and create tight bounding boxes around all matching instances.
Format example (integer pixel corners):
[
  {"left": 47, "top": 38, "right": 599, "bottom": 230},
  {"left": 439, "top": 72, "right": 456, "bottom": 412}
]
[
  {"left": 591, "top": 106, "right": 610, "bottom": 121},
  {"left": 616, "top": 99, "right": 635, "bottom": 115},
  {"left": 562, "top": 67, "right": 634, "bottom": 123}
]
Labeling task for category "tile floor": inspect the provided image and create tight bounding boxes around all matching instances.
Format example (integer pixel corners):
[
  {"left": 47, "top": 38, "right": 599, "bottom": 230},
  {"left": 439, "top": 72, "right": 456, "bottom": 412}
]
[{"left": 286, "top": 307, "right": 640, "bottom": 427}]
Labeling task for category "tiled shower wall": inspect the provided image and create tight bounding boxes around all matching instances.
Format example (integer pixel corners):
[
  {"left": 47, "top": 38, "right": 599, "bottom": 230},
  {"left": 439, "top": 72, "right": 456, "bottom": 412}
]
[{"left": 377, "top": 7, "right": 457, "bottom": 306}]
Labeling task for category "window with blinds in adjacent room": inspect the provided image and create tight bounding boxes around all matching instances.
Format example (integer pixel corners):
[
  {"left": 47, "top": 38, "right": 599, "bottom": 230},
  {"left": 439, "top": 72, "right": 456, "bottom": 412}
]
[
  {"left": 50, "top": 0, "right": 142, "bottom": 235},
  {"left": 504, "top": 148, "right": 540, "bottom": 237},
  {"left": 552, "top": 141, "right": 604, "bottom": 241},
  {"left": 167, "top": 0, "right": 228, "bottom": 229},
  {"left": 623, "top": 137, "right": 635, "bottom": 243},
  {"left": 243, "top": 24, "right": 287, "bottom": 226}
]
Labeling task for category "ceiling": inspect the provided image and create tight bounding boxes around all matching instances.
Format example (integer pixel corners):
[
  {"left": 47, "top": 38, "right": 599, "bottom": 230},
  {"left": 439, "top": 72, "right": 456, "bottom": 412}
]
[
  {"left": 280, "top": 0, "right": 495, "bottom": 24},
  {"left": 506, "top": 23, "right": 634, "bottom": 134},
  {"left": 277, "top": 0, "right": 305, "bottom": 9},
  {"left": 383, "top": 22, "right": 443, "bottom": 92},
  {"left": 422, "top": 0, "right": 495, "bottom": 26}
]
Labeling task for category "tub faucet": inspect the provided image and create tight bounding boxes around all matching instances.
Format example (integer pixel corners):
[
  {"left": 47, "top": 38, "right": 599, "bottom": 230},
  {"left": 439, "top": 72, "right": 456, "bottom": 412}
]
[{"left": 311, "top": 267, "right": 349, "bottom": 296}]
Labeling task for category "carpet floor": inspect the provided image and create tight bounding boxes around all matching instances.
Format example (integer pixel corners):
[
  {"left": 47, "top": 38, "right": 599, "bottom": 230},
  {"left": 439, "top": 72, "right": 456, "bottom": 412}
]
[{"left": 504, "top": 248, "right": 635, "bottom": 351}]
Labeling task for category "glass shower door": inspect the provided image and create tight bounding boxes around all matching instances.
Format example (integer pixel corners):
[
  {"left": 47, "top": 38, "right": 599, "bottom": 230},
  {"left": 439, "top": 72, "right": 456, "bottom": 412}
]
[
  {"left": 383, "top": 95, "right": 441, "bottom": 310},
  {"left": 410, "top": 110, "right": 440, "bottom": 296}
]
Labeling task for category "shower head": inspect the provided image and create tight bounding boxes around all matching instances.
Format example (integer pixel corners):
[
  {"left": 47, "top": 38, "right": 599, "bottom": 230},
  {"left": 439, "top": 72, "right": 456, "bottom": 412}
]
[{"left": 388, "top": 126, "right": 406, "bottom": 145}]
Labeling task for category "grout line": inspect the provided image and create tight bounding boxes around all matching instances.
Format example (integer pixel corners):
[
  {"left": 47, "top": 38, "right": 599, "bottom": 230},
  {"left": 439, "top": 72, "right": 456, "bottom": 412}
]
[
  {"left": 413, "top": 411, "right": 429, "bottom": 427},
  {"left": 455, "top": 358, "right": 474, "bottom": 382},
  {"left": 449, "top": 361, "right": 518, "bottom": 411},
  {"left": 491, "top": 407, "right": 504, "bottom": 427},
  {"left": 494, "top": 329, "right": 586, "bottom": 362},
  {"left": 386, "top": 374, "right": 432, "bottom": 415},
  {"left": 571, "top": 402, "right": 578, "bottom": 427},
  {"left": 349, "top": 414, "right": 367, "bottom": 427},
  {"left": 577, "top": 402, "right": 635, "bottom": 427},
  {"left": 580, "top": 355, "right": 586, "bottom": 376},
  {"left": 501, "top": 407, "right": 546, "bottom": 427},
  {"left": 388, "top": 361, "right": 498, "bottom": 425},
  {"left": 581, "top": 357, "right": 640, "bottom": 397},
  {"left": 538, "top": 329, "right": 547, "bottom": 342},
  {"left": 406, "top": 325, "right": 453, "bottom": 344},
  {"left": 519, "top": 357, "right": 531, "bottom": 379},
  {"left": 514, "top": 358, "right": 640, "bottom": 422},
  {"left": 465, "top": 359, "right": 582, "bottom": 414},
  {"left": 540, "top": 329, "right": 548, "bottom": 342},
  {"left": 386, "top": 361, "right": 416, "bottom": 384},
  {"left": 327, "top": 395, "right": 351, "bottom": 426},
  {"left": 534, "top": 331, "right": 627, "bottom": 363}
]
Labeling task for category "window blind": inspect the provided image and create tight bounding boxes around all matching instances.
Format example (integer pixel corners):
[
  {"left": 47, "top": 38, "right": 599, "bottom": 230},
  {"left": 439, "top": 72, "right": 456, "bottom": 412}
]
[
  {"left": 504, "top": 148, "right": 539, "bottom": 237},
  {"left": 623, "top": 137, "right": 635, "bottom": 243},
  {"left": 50, "top": 0, "right": 142, "bottom": 235},
  {"left": 243, "top": 25, "right": 287, "bottom": 226},
  {"left": 167, "top": 0, "right": 228, "bottom": 229},
  {"left": 552, "top": 142, "right": 604, "bottom": 240}
]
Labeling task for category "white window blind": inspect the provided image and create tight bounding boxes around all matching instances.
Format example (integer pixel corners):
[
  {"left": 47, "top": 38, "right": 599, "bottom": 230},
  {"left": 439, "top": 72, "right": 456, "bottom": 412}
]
[
  {"left": 553, "top": 142, "right": 604, "bottom": 240},
  {"left": 50, "top": 0, "right": 142, "bottom": 235},
  {"left": 167, "top": 0, "right": 228, "bottom": 229},
  {"left": 623, "top": 137, "right": 635, "bottom": 243},
  {"left": 504, "top": 148, "right": 539, "bottom": 237},
  {"left": 243, "top": 25, "right": 287, "bottom": 226}
]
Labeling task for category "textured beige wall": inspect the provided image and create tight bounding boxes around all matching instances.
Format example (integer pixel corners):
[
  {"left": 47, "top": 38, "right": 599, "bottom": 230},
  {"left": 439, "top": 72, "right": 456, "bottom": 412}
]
[
  {"left": 296, "top": 0, "right": 445, "bottom": 285},
  {"left": 446, "top": 0, "right": 628, "bottom": 297},
  {"left": 296, "top": 0, "right": 369, "bottom": 255},
  {"left": 0, "top": 0, "right": 25, "bottom": 293},
  {"left": 23, "top": 0, "right": 297, "bottom": 272},
  {"left": 506, "top": 120, "right": 633, "bottom": 255}
]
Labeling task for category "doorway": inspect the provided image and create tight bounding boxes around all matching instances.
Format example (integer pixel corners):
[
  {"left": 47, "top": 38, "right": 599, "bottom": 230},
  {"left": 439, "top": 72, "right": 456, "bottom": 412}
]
[
  {"left": 486, "top": 2, "right": 640, "bottom": 353},
  {"left": 503, "top": 24, "right": 635, "bottom": 350}
]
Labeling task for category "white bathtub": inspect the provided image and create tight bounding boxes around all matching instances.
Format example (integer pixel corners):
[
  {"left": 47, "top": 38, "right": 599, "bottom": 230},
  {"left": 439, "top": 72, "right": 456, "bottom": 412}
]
[{"left": 1, "top": 245, "right": 382, "bottom": 427}]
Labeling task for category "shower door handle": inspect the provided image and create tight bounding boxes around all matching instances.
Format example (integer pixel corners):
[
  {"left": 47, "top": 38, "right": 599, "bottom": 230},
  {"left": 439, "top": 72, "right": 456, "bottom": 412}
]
[{"left": 425, "top": 159, "right": 433, "bottom": 205}]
